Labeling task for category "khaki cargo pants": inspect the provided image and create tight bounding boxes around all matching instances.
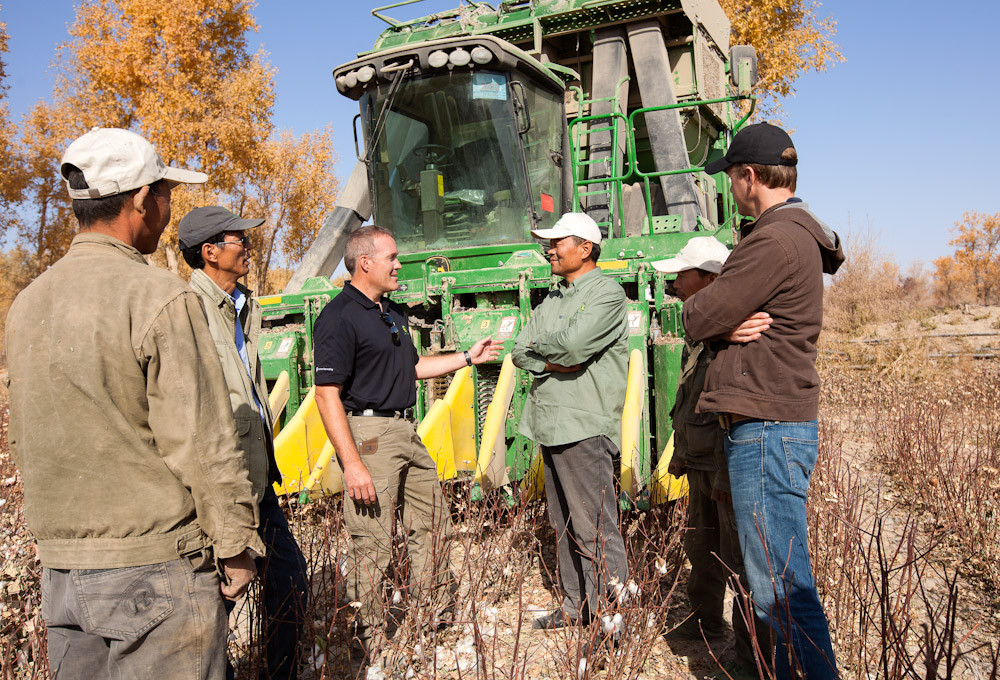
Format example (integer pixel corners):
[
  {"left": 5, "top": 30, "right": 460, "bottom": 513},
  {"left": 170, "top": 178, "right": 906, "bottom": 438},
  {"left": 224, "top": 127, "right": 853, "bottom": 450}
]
[{"left": 343, "top": 415, "right": 454, "bottom": 645}]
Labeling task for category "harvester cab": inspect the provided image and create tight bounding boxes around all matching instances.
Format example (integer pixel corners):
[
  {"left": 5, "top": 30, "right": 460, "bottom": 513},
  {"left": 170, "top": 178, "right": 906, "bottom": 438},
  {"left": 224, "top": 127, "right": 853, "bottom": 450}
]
[{"left": 259, "top": 0, "right": 758, "bottom": 508}]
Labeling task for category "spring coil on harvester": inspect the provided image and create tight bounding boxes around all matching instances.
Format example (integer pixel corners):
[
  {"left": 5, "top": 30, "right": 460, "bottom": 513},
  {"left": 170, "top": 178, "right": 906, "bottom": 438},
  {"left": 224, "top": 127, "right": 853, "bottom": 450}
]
[{"left": 475, "top": 364, "right": 502, "bottom": 435}]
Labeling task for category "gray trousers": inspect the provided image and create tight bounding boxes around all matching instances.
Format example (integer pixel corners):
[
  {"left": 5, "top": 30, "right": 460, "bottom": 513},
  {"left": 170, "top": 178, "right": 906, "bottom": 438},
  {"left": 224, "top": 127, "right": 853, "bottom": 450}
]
[
  {"left": 541, "top": 435, "right": 629, "bottom": 620},
  {"left": 42, "top": 557, "right": 228, "bottom": 680}
]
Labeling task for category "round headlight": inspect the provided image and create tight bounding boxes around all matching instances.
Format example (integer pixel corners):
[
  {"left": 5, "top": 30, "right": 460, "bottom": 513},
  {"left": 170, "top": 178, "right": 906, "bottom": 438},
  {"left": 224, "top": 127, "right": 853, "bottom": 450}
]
[
  {"left": 471, "top": 47, "right": 493, "bottom": 64},
  {"left": 428, "top": 50, "right": 449, "bottom": 68},
  {"left": 357, "top": 66, "right": 375, "bottom": 83},
  {"left": 449, "top": 49, "right": 471, "bottom": 67},
  {"left": 344, "top": 71, "right": 358, "bottom": 88}
]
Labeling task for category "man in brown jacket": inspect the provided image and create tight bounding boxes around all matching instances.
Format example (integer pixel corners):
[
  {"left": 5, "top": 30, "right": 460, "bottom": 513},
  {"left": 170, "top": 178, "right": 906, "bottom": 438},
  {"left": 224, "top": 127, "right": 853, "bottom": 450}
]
[
  {"left": 5, "top": 128, "right": 262, "bottom": 679},
  {"left": 682, "top": 123, "right": 844, "bottom": 680}
]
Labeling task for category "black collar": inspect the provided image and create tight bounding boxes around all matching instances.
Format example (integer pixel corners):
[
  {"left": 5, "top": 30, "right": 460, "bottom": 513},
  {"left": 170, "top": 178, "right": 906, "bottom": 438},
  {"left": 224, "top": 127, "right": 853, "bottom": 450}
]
[{"left": 342, "top": 282, "right": 383, "bottom": 310}]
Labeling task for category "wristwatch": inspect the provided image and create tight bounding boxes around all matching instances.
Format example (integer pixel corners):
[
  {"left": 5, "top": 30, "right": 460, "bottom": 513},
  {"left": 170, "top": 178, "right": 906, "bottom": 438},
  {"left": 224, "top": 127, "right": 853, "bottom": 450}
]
[{"left": 464, "top": 350, "right": 472, "bottom": 366}]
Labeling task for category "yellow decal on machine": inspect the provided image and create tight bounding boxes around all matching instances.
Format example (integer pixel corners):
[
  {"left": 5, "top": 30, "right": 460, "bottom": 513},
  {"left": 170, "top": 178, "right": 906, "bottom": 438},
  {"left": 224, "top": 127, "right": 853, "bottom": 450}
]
[
  {"left": 259, "top": 295, "right": 282, "bottom": 306},
  {"left": 597, "top": 260, "right": 628, "bottom": 271}
]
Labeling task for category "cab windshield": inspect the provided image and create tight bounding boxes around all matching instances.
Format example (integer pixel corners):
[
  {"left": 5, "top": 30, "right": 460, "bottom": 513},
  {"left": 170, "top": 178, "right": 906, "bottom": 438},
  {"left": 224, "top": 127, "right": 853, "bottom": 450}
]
[{"left": 362, "top": 70, "right": 562, "bottom": 252}]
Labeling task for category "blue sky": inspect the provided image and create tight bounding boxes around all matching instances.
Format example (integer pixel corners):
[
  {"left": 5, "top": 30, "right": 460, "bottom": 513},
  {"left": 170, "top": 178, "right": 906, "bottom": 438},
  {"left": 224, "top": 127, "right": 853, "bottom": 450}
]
[{"left": 4, "top": 0, "right": 998, "bottom": 267}]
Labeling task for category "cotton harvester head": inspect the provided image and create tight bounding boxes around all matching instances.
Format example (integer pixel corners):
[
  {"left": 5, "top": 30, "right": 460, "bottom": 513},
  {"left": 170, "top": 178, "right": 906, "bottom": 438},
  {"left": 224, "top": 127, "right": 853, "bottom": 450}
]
[{"left": 259, "top": 0, "right": 758, "bottom": 507}]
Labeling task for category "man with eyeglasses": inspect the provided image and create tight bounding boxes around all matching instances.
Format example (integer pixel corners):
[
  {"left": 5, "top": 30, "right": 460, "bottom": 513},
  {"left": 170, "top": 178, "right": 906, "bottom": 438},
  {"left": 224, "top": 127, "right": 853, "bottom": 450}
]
[
  {"left": 179, "top": 207, "right": 309, "bottom": 680},
  {"left": 311, "top": 225, "right": 499, "bottom": 656},
  {"left": 6, "top": 129, "right": 261, "bottom": 678}
]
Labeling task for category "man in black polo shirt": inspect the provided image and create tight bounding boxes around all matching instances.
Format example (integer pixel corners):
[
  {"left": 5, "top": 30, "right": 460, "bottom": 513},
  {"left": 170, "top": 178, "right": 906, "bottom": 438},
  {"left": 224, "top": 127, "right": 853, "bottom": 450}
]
[{"left": 313, "top": 225, "right": 498, "bottom": 652}]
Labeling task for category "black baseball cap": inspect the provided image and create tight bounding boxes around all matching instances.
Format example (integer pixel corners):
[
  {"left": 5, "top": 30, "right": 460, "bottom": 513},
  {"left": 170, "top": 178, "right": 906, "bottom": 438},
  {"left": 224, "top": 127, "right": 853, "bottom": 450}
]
[
  {"left": 178, "top": 206, "right": 264, "bottom": 249},
  {"left": 704, "top": 122, "right": 797, "bottom": 175}
]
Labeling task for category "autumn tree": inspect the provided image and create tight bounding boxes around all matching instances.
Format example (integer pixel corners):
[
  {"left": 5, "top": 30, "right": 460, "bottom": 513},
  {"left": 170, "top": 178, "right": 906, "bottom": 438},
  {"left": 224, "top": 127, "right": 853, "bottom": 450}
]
[
  {"left": 11, "top": 0, "right": 338, "bottom": 288},
  {"left": 0, "top": 5, "right": 27, "bottom": 238},
  {"left": 230, "top": 127, "right": 339, "bottom": 293},
  {"left": 933, "top": 212, "right": 1000, "bottom": 305},
  {"left": 719, "top": 0, "right": 844, "bottom": 116}
]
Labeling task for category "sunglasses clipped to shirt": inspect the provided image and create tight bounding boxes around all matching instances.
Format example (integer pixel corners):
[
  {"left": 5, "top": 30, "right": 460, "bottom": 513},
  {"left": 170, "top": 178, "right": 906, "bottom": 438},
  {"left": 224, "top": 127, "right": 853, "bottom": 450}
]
[{"left": 378, "top": 309, "right": 400, "bottom": 345}]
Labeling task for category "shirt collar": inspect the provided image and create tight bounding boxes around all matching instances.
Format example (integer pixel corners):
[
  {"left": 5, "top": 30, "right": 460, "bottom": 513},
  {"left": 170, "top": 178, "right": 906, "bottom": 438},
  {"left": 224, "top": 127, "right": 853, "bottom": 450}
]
[
  {"left": 190, "top": 268, "right": 233, "bottom": 310},
  {"left": 231, "top": 286, "right": 246, "bottom": 314},
  {"left": 343, "top": 282, "right": 381, "bottom": 310},
  {"left": 561, "top": 266, "right": 603, "bottom": 292},
  {"left": 70, "top": 232, "right": 148, "bottom": 265}
]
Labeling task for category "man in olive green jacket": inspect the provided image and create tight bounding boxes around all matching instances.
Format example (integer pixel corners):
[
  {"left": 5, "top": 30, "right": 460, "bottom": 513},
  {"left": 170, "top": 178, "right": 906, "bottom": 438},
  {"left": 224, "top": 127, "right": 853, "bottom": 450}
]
[
  {"left": 512, "top": 212, "right": 629, "bottom": 631},
  {"left": 6, "top": 128, "right": 261, "bottom": 679},
  {"left": 179, "top": 206, "right": 309, "bottom": 680}
]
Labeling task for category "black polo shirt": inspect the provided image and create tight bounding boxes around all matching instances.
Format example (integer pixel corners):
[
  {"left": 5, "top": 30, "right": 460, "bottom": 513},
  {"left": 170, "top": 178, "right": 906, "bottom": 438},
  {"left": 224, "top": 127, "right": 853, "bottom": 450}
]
[{"left": 313, "top": 282, "right": 419, "bottom": 411}]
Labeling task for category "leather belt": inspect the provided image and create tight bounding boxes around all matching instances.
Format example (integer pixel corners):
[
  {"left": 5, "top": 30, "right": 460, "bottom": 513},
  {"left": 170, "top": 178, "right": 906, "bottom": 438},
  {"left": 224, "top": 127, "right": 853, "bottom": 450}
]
[
  {"left": 718, "top": 413, "right": 753, "bottom": 429},
  {"left": 347, "top": 408, "right": 414, "bottom": 420}
]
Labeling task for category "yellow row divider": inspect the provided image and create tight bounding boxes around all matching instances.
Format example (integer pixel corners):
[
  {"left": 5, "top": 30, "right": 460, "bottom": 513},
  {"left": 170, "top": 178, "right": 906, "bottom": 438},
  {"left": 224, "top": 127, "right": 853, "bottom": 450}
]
[
  {"left": 473, "top": 354, "right": 516, "bottom": 491},
  {"left": 417, "top": 365, "right": 475, "bottom": 479},
  {"left": 620, "top": 348, "right": 645, "bottom": 500},
  {"left": 268, "top": 370, "right": 290, "bottom": 438}
]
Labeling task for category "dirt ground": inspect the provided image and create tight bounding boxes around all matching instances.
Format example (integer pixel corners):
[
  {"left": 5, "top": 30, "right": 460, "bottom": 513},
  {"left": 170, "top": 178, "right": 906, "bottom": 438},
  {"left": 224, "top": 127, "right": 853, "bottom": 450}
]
[{"left": 3, "top": 308, "right": 1000, "bottom": 678}]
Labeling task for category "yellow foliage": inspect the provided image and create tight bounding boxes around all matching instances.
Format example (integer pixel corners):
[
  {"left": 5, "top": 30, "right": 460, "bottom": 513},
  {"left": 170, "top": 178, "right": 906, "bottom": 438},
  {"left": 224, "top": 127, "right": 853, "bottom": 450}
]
[
  {"left": 9, "top": 0, "right": 339, "bottom": 288},
  {"left": 0, "top": 7, "right": 28, "bottom": 235},
  {"left": 934, "top": 212, "right": 1000, "bottom": 305},
  {"left": 719, "top": 0, "right": 844, "bottom": 117}
]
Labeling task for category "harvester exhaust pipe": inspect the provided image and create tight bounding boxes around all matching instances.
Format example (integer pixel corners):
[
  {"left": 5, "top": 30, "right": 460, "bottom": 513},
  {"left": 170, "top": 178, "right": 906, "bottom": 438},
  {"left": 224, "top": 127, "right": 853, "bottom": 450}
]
[
  {"left": 627, "top": 20, "right": 704, "bottom": 231},
  {"left": 284, "top": 161, "right": 372, "bottom": 293}
]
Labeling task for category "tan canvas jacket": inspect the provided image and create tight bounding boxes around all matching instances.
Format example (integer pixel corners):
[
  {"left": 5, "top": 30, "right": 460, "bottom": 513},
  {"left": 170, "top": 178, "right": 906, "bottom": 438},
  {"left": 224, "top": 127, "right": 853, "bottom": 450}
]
[
  {"left": 188, "top": 268, "right": 280, "bottom": 501},
  {"left": 5, "top": 233, "right": 263, "bottom": 569}
]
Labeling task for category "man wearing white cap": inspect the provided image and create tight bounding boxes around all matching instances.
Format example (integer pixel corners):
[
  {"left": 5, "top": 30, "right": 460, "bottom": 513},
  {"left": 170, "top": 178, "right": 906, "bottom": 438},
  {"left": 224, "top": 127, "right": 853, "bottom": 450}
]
[
  {"left": 654, "top": 238, "right": 772, "bottom": 678},
  {"left": 512, "top": 212, "right": 629, "bottom": 631},
  {"left": 5, "top": 128, "right": 262, "bottom": 679}
]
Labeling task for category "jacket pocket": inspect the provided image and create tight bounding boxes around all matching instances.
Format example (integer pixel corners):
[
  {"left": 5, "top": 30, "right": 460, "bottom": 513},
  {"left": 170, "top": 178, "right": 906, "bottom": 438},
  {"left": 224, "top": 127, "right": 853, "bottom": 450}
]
[
  {"left": 235, "top": 414, "right": 253, "bottom": 437},
  {"left": 74, "top": 563, "right": 174, "bottom": 640},
  {"left": 682, "top": 415, "right": 723, "bottom": 459}
]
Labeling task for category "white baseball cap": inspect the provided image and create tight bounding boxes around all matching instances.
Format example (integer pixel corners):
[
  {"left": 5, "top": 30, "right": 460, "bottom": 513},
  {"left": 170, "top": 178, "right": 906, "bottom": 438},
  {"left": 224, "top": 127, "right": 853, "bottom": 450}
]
[
  {"left": 531, "top": 212, "right": 603, "bottom": 245},
  {"left": 651, "top": 237, "right": 730, "bottom": 274},
  {"left": 60, "top": 127, "right": 208, "bottom": 199}
]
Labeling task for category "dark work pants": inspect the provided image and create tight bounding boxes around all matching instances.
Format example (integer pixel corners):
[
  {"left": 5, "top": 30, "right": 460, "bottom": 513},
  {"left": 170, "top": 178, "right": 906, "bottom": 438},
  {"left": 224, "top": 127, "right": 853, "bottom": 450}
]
[
  {"left": 541, "top": 435, "right": 629, "bottom": 621},
  {"left": 686, "top": 468, "right": 773, "bottom": 671},
  {"left": 228, "top": 488, "right": 309, "bottom": 680}
]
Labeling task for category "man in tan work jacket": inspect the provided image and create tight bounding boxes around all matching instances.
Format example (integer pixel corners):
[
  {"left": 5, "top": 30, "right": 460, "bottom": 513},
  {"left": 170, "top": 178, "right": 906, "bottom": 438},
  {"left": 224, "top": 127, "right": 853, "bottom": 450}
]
[
  {"left": 5, "top": 128, "right": 261, "bottom": 679},
  {"left": 179, "top": 206, "right": 309, "bottom": 680}
]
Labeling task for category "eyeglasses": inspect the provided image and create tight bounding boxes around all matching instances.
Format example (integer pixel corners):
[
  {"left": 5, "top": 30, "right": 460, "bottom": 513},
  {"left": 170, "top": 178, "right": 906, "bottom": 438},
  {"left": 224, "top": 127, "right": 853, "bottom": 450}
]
[
  {"left": 214, "top": 235, "right": 251, "bottom": 248},
  {"left": 378, "top": 310, "right": 400, "bottom": 345}
]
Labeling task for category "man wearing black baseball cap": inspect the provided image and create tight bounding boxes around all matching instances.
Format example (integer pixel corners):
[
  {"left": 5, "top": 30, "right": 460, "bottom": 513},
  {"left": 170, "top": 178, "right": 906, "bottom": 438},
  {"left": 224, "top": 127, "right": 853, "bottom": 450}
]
[
  {"left": 684, "top": 123, "right": 844, "bottom": 680},
  {"left": 180, "top": 207, "right": 309, "bottom": 680}
]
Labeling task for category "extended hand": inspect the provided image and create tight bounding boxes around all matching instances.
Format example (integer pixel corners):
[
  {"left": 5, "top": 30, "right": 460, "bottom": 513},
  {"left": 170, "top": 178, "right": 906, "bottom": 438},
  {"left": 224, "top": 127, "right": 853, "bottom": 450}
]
[
  {"left": 724, "top": 311, "right": 771, "bottom": 344},
  {"left": 544, "top": 361, "right": 581, "bottom": 373},
  {"left": 344, "top": 460, "right": 377, "bottom": 506},
  {"left": 220, "top": 550, "right": 257, "bottom": 601},
  {"left": 469, "top": 336, "right": 501, "bottom": 364}
]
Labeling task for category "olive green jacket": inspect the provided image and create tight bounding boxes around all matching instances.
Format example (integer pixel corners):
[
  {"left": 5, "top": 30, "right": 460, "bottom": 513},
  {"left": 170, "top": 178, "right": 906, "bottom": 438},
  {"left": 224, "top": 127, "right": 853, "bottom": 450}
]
[
  {"left": 188, "top": 268, "right": 280, "bottom": 500},
  {"left": 5, "top": 233, "right": 263, "bottom": 569},
  {"left": 512, "top": 267, "right": 629, "bottom": 448}
]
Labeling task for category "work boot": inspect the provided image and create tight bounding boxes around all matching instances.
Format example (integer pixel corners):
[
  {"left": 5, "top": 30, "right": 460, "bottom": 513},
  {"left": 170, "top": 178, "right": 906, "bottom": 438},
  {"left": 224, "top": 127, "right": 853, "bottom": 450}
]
[
  {"left": 667, "top": 616, "right": 727, "bottom": 641},
  {"left": 532, "top": 609, "right": 577, "bottom": 630}
]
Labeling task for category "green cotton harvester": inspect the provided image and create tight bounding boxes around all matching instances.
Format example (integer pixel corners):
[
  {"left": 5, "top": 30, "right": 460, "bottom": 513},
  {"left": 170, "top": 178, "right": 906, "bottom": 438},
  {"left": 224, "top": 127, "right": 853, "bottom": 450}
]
[{"left": 257, "top": 0, "right": 758, "bottom": 508}]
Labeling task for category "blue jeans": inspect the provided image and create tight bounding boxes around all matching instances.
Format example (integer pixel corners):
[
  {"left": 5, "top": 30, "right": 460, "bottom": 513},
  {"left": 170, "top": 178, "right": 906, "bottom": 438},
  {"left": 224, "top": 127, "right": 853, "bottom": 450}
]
[{"left": 725, "top": 419, "right": 838, "bottom": 680}]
